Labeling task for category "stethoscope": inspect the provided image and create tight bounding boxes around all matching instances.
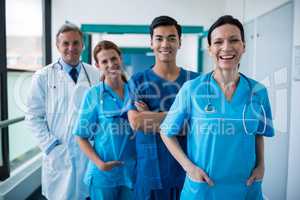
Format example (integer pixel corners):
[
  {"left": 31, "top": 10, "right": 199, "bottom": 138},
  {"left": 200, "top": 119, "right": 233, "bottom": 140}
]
[
  {"left": 204, "top": 71, "right": 267, "bottom": 135},
  {"left": 99, "top": 80, "right": 127, "bottom": 119},
  {"left": 99, "top": 80, "right": 118, "bottom": 104},
  {"left": 51, "top": 60, "right": 92, "bottom": 88}
]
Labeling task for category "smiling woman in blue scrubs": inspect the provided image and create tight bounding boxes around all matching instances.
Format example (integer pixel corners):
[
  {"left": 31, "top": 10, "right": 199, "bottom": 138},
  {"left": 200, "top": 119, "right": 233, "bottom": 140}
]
[
  {"left": 73, "top": 40, "right": 135, "bottom": 200},
  {"left": 160, "top": 15, "right": 274, "bottom": 200}
]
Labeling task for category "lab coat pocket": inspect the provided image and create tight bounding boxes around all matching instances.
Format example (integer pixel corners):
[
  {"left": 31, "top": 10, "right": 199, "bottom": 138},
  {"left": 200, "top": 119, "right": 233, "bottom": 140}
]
[
  {"left": 45, "top": 144, "right": 71, "bottom": 175},
  {"left": 46, "top": 83, "right": 68, "bottom": 115},
  {"left": 181, "top": 176, "right": 210, "bottom": 200},
  {"left": 246, "top": 180, "right": 263, "bottom": 200}
]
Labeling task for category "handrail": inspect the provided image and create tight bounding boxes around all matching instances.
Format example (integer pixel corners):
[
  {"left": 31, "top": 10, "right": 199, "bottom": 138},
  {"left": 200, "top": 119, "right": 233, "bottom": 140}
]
[{"left": 0, "top": 116, "right": 25, "bottom": 128}]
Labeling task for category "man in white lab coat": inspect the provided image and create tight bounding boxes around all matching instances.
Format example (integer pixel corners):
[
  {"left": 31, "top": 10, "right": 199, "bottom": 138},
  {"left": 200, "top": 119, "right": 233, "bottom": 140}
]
[{"left": 26, "top": 23, "right": 99, "bottom": 200}]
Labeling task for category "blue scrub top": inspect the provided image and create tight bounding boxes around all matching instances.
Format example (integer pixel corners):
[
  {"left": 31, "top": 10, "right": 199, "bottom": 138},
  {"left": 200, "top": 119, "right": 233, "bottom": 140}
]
[
  {"left": 73, "top": 82, "right": 136, "bottom": 189},
  {"left": 127, "top": 67, "right": 199, "bottom": 194},
  {"left": 160, "top": 72, "right": 274, "bottom": 200}
]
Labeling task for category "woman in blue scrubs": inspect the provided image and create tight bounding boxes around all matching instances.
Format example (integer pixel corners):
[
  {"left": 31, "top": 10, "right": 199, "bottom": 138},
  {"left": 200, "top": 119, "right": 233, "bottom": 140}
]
[
  {"left": 73, "top": 40, "right": 135, "bottom": 200},
  {"left": 160, "top": 15, "right": 274, "bottom": 200}
]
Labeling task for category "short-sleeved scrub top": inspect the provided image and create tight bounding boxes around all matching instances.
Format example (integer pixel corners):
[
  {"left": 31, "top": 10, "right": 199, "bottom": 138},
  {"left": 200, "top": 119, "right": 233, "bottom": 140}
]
[
  {"left": 160, "top": 72, "right": 274, "bottom": 200},
  {"left": 73, "top": 82, "right": 136, "bottom": 189},
  {"left": 127, "top": 67, "right": 199, "bottom": 198}
]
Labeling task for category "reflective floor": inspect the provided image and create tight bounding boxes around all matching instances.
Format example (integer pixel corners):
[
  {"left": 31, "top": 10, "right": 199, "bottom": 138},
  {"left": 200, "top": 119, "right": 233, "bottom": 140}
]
[{"left": 25, "top": 187, "right": 46, "bottom": 200}]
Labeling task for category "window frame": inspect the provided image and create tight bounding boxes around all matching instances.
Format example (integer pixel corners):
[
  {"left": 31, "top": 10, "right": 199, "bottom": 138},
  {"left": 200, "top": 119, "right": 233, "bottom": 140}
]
[{"left": 0, "top": 0, "right": 52, "bottom": 181}]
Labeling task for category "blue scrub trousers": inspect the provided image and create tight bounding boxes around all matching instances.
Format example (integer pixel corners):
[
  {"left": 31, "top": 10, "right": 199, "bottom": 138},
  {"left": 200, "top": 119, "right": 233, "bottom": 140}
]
[
  {"left": 150, "top": 188, "right": 180, "bottom": 200},
  {"left": 90, "top": 186, "right": 133, "bottom": 200}
]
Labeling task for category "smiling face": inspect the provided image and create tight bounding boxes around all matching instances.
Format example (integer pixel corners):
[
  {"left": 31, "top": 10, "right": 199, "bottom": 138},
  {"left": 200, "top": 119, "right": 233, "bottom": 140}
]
[
  {"left": 151, "top": 25, "right": 181, "bottom": 64},
  {"left": 95, "top": 49, "right": 122, "bottom": 80},
  {"left": 56, "top": 31, "right": 83, "bottom": 66},
  {"left": 208, "top": 24, "right": 245, "bottom": 71}
]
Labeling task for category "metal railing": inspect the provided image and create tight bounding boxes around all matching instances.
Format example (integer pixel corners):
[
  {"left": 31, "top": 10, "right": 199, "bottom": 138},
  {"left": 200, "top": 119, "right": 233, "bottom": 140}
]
[
  {"left": 0, "top": 116, "right": 26, "bottom": 181},
  {"left": 0, "top": 116, "right": 25, "bottom": 128}
]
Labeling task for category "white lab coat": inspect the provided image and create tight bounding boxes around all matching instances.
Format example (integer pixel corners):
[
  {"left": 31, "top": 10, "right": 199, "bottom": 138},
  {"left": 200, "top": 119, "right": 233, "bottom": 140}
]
[{"left": 26, "top": 61, "right": 99, "bottom": 200}]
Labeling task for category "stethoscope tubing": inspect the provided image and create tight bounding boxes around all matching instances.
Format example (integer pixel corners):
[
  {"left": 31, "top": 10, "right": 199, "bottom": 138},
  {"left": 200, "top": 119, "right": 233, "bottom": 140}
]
[
  {"left": 205, "top": 71, "right": 267, "bottom": 134},
  {"left": 53, "top": 60, "right": 92, "bottom": 87},
  {"left": 100, "top": 80, "right": 125, "bottom": 118}
]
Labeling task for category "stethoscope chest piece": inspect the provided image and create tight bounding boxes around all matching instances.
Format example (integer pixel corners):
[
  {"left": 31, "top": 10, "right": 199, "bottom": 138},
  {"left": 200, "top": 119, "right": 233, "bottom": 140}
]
[
  {"left": 204, "top": 71, "right": 267, "bottom": 135},
  {"left": 204, "top": 103, "right": 216, "bottom": 113}
]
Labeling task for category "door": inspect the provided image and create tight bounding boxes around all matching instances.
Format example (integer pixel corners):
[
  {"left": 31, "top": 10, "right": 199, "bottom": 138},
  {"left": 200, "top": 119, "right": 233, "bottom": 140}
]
[{"left": 122, "top": 48, "right": 155, "bottom": 78}]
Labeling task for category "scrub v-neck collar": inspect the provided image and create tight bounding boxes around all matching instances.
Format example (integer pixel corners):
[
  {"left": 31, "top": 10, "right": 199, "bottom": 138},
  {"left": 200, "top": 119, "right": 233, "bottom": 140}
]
[
  {"left": 210, "top": 73, "right": 249, "bottom": 105},
  {"left": 149, "top": 66, "right": 183, "bottom": 83},
  {"left": 102, "top": 82, "right": 127, "bottom": 103}
]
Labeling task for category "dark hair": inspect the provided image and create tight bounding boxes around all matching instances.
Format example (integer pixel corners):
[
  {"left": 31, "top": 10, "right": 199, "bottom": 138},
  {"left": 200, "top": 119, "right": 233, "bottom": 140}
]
[
  {"left": 93, "top": 40, "right": 127, "bottom": 82},
  {"left": 56, "top": 23, "right": 83, "bottom": 43},
  {"left": 207, "top": 15, "right": 245, "bottom": 46},
  {"left": 150, "top": 15, "right": 182, "bottom": 38}
]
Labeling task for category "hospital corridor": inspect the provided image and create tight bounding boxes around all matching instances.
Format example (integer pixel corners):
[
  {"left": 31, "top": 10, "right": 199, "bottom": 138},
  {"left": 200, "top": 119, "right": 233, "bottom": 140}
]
[{"left": 0, "top": 0, "right": 300, "bottom": 199}]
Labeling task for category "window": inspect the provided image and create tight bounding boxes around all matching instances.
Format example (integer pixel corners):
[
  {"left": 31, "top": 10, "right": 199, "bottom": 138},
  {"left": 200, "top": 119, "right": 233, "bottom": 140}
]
[
  {"left": 6, "top": 0, "right": 44, "bottom": 71},
  {"left": 0, "top": 0, "right": 51, "bottom": 181}
]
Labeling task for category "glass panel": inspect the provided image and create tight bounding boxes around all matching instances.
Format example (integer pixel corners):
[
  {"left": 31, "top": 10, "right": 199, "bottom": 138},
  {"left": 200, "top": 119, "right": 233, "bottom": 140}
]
[
  {"left": 7, "top": 71, "right": 39, "bottom": 168},
  {"left": 6, "top": 0, "right": 44, "bottom": 170},
  {"left": 6, "top": 0, "right": 43, "bottom": 71}
]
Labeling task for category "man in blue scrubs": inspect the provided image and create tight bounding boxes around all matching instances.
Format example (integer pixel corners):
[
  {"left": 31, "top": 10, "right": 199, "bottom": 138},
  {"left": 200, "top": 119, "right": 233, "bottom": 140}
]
[{"left": 127, "top": 16, "right": 198, "bottom": 200}]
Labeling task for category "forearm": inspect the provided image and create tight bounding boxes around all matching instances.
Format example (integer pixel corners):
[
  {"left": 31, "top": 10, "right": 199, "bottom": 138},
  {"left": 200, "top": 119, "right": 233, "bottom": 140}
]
[
  {"left": 76, "top": 137, "right": 104, "bottom": 167},
  {"left": 128, "top": 110, "right": 166, "bottom": 133},
  {"left": 161, "top": 133, "right": 214, "bottom": 185},
  {"left": 160, "top": 134, "right": 194, "bottom": 173},
  {"left": 255, "top": 135, "right": 265, "bottom": 168},
  {"left": 246, "top": 135, "right": 265, "bottom": 185}
]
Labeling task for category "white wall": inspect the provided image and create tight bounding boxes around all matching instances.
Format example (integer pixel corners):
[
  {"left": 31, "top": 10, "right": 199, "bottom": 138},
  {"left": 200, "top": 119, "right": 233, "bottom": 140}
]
[
  {"left": 224, "top": 0, "right": 290, "bottom": 23},
  {"left": 202, "top": 38, "right": 213, "bottom": 73},
  {"left": 52, "top": 0, "right": 226, "bottom": 61},
  {"left": 200, "top": 0, "right": 292, "bottom": 72},
  {"left": 287, "top": 1, "right": 300, "bottom": 199},
  {"left": 52, "top": 0, "right": 225, "bottom": 28},
  {"left": 177, "top": 35, "right": 199, "bottom": 72}
]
